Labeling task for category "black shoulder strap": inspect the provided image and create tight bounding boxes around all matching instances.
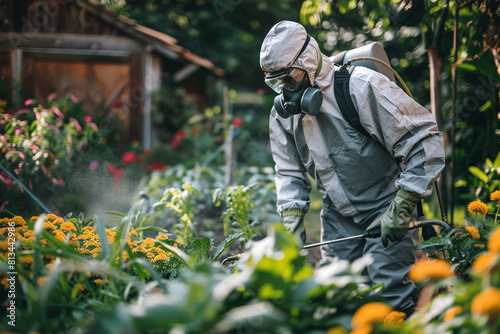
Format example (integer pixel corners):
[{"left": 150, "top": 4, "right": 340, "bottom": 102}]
[{"left": 334, "top": 65, "right": 370, "bottom": 138}]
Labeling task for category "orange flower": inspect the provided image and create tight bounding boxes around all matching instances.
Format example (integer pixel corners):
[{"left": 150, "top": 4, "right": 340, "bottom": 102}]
[
  {"left": 383, "top": 311, "right": 406, "bottom": 326},
  {"left": 351, "top": 302, "right": 392, "bottom": 329},
  {"left": 491, "top": 190, "right": 500, "bottom": 203},
  {"left": 443, "top": 306, "right": 462, "bottom": 322},
  {"left": 466, "top": 226, "right": 480, "bottom": 239},
  {"left": 471, "top": 288, "right": 500, "bottom": 317},
  {"left": 472, "top": 253, "right": 498, "bottom": 274},
  {"left": 408, "top": 259, "right": 454, "bottom": 282},
  {"left": 488, "top": 227, "right": 500, "bottom": 253},
  {"left": 60, "top": 222, "right": 76, "bottom": 232},
  {"left": 467, "top": 199, "right": 488, "bottom": 215},
  {"left": 326, "top": 326, "right": 347, "bottom": 334},
  {"left": 156, "top": 234, "right": 168, "bottom": 241}
]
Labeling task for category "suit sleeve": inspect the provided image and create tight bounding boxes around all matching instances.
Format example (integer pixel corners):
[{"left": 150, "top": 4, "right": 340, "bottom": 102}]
[
  {"left": 269, "top": 109, "right": 312, "bottom": 214},
  {"left": 349, "top": 67, "right": 445, "bottom": 198}
]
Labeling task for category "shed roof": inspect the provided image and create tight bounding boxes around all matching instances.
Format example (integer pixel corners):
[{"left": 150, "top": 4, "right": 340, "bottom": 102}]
[{"left": 75, "top": 0, "right": 225, "bottom": 77}]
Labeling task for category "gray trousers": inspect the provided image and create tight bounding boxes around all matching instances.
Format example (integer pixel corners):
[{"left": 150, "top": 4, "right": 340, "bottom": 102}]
[{"left": 320, "top": 199, "right": 418, "bottom": 314}]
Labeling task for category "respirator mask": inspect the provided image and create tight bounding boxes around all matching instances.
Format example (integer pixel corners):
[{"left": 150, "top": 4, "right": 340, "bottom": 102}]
[{"left": 264, "top": 35, "right": 323, "bottom": 118}]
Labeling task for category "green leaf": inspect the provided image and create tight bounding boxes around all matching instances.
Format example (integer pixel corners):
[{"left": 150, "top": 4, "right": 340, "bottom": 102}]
[
  {"left": 94, "top": 216, "right": 111, "bottom": 261},
  {"left": 414, "top": 236, "right": 446, "bottom": 253},
  {"left": 105, "top": 211, "right": 126, "bottom": 217},
  {"left": 212, "top": 232, "right": 246, "bottom": 261},
  {"left": 191, "top": 237, "right": 212, "bottom": 262},
  {"left": 468, "top": 166, "right": 488, "bottom": 184},
  {"left": 454, "top": 180, "right": 467, "bottom": 187},
  {"left": 135, "top": 226, "right": 169, "bottom": 233},
  {"left": 493, "top": 152, "right": 500, "bottom": 169}
]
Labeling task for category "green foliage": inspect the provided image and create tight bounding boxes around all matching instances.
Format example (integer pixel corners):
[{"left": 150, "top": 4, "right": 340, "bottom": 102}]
[
  {"left": 213, "top": 183, "right": 261, "bottom": 247},
  {"left": 456, "top": 152, "right": 500, "bottom": 203}
]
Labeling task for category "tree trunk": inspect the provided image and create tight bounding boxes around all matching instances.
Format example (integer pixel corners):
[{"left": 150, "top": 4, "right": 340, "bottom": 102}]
[{"left": 427, "top": 46, "right": 448, "bottom": 221}]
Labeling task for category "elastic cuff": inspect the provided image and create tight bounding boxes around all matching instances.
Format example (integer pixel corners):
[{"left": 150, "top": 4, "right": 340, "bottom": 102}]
[
  {"left": 281, "top": 209, "right": 305, "bottom": 218},
  {"left": 397, "top": 189, "right": 421, "bottom": 203}
]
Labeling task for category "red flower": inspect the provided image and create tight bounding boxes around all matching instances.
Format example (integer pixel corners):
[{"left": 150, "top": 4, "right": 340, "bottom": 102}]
[
  {"left": 107, "top": 164, "right": 117, "bottom": 174},
  {"left": 232, "top": 117, "right": 243, "bottom": 128},
  {"left": 114, "top": 100, "right": 124, "bottom": 108},
  {"left": 176, "top": 130, "right": 187, "bottom": 138},
  {"left": 171, "top": 136, "right": 182, "bottom": 148},
  {"left": 144, "top": 149, "right": 152, "bottom": 156},
  {"left": 136, "top": 155, "right": 144, "bottom": 163},
  {"left": 121, "top": 151, "right": 136, "bottom": 165},
  {"left": 151, "top": 163, "right": 167, "bottom": 171}
]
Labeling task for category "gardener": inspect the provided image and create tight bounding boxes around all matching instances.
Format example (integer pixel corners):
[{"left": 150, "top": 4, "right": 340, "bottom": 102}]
[{"left": 260, "top": 21, "right": 445, "bottom": 315}]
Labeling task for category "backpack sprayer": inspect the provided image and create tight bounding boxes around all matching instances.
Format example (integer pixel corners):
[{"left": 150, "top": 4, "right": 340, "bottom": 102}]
[{"left": 330, "top": 42, "right": 448, "bottom": 225}]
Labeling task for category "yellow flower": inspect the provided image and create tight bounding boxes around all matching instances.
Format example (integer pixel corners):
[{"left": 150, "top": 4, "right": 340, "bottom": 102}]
[
  {"left": 471, "top": 288, "right": 500, "bottom": 317},
  {"left": 92, "top": 253, "right": 99, "bottom": 258},
  {"left": 77, "top": 283, "right": 85, "bottom": 291},
  {"left": 31, "top": 216, "right": 39, "bottom": 221},
  {"left": 82, "top": 226, "right": 94, "bottom": 234},
  {"left": 327, "top": 326, "right": 347, "bottom": 334},
  {"left": 472, "top": 253, "right": 498, "bottom": 274},
  {"left": 94, "top": 279, "right": 103, "bottom": 285},
  {"left": 38, "top": 277, "right": 48, "bottom": 286},
  {"left": 52, "top": 230, "right": 67, "bottom": 242},
  {"left": 84, "top": 240, "right": 100, "bottom": 248},
  {"left": 132, "top": 246, "right": 147, "bottom": 253},
  {"left": 156, "top": 234, "right": 168, "bottom": 241},
  {"left": 153, "top": 254, "right": 169, "bottom": 262},
  {"left": 146, "top": 252, "right": 155, "bottom": 258},
  {"left": 443, "top": 306, "right": 462, "bottom": 322},
  {"left": 44, "top": 222, "right": 56, "bottom": 230},
  {"left": 129, "top": 229, "right": 138, "bottom": 237},
  {"left": 383, "top": 311, "right": 406, "bottom": 326},
  {"left": 467, "top": 199, "right": 488, "bottom": 215},
  {"left": 0, "top": 99, "right": 7, "bottom": 107},
  {"left": 491, "top": 190, "right": 500, "bottom": 203},
  {"left": 46, "top": 214, "right": 59, "bottom": 221},
  {"left": 91, "top": 247, "right": 101, "bottom": 254},
  {"left": 20, "top": 256, "right": 33, "bottom": 265},
  {"left": 141, "top": 238, "right": 155, "bottom": 247},
  {"left": 466, "top": 226, "right": 480, "bottom": 239},
  {"left": 408, "top": 259, "right": 454, "bottom": 282},
  {"left": 351, "top": 302, "right": 392, "bottom": 329},
  {"left": 60, "top": 221, "right": 76, "bottom": 232},
  {"left": 488, "top": 227, "right": 500, "bottom": 253}
]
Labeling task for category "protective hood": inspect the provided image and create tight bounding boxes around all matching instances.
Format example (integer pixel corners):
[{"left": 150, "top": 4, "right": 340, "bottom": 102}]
[{"left": 260, "top": 21, "right": 334, "bottom": 94}]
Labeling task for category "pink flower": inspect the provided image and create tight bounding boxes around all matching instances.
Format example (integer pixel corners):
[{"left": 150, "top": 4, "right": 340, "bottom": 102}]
[
  {"left": 256, "top": 88, "right": 265, "bottom": 95},
  {"left": 48, "top": 124, "right": 60, "bottom": 133},
  {"left": 24, "top": 99, "right": 33, "bottom": 106},
  {"left": 18, "top": 120, "right": 27, "bottom": 126},
  {"left": 0, "top": 173, "right": 13, "bottom": 186},
  {"left": 48, "top": 93, "right": 57, "bottom": 101},
  {"left": 72, "top": 119, "right": 82, "bottom": 132},
  {"left": 52, "top": 108, "right": 64, "bottom": 118},
  {"left": 69, "top": 94, "right": 79, "bottom": 103},
  {"left": 18, "top": 152, "right": 25, "bottom": 159},
  {"left": 232, "top": 117, "right": 243, "bottom": 128},
  {"left": 31, "top": 145, "right": 39, "bottom": 151},
  {"left": 16, "top": 109, "right": 30, "bottom": 114},
  {"left": 32, "top": 136, "right": 41, "bottom": 142},
  {"left": 84, "top": 116, "right": 92, "bottom": 122},
  {"left": 89, "top": 161, "right": 98, "bottom": 170},
  {"left": 91, "top": 123, "right": 99, "bottom": 132},
  {"left": 14, "top": 129, "right": 23, "bottom": 135}
]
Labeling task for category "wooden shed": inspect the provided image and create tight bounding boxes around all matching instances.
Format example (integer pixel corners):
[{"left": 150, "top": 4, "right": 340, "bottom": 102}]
[{"left": 0, "top": 0, "right": 225, "bottom": 148}]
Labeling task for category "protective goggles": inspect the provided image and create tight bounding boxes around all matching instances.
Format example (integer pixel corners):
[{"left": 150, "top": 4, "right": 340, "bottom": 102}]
[{"left": 264, "top": 67, "right": 307, "bottom": 93}]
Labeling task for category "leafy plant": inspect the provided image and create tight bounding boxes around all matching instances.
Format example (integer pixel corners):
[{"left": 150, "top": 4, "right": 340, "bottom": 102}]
[{"left": 213, "top": 183, "right": 261, "bottom": 247}]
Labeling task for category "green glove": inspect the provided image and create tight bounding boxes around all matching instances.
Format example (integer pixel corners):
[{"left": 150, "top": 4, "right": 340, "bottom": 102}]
[
  {"left": 366, "top": 189, "right": 420, "bottom": 247},
  {"left": 282, "top": 209, "right": 307, "bottom": 249}
]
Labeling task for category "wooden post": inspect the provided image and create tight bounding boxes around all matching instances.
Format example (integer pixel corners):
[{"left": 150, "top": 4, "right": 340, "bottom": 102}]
[
  {"left": 143, "top": 52, "right": 153, "bottom": 150},
  {"left": 11, "top": 49, "right": 22, "bottom": 107},
  {"left": 225, "top": 124, "right": 237, "bottom": 186}
]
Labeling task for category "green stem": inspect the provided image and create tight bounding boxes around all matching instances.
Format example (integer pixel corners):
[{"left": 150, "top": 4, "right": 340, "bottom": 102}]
[{"left": 495, "top": 204, "right": 499, "bottom": 225}]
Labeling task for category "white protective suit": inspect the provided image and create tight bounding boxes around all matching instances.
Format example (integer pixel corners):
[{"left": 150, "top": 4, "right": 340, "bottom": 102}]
[{"left": 260, "top": 21, "right": 445, "bottom": 313}]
